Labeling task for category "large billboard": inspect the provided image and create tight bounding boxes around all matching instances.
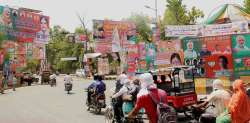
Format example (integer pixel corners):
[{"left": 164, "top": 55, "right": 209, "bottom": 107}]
[
  {"left": 0, "top": 6, "right": 50, "bottom": 43},
  {"left": 232, "top": 34, "right": 250, "bottom": 76},
  {"left": 155, "top": 40, "right": 183, "bottom": 68},
  {"left": 202, "top": 36, "right": 234, "bottom": 78}
]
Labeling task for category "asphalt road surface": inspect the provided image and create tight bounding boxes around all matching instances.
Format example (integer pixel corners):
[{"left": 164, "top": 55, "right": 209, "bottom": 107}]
[{"left": 0, "top": 76, "right": 193, "bottom": 123}]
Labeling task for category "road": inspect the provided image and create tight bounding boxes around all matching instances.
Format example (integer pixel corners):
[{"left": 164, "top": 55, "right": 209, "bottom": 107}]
[
  {"left": 0, "top": 76, "right": 193, "bottom": 123},
  {"left": 0, "top": 76, "right": 115, "bottom": 123}
]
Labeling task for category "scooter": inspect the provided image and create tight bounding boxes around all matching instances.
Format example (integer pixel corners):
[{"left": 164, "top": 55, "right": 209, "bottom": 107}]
[
  {"left": 65, "top": 83, "right": 72, "bottom": 94},
  {"left": 86, "top": 89, "right": 106, "bottom": 114}
]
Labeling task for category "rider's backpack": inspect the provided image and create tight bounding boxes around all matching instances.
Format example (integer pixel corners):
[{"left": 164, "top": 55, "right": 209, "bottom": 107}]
[{"left": 149, "top": 90, "right": 177, "bottom": 123}]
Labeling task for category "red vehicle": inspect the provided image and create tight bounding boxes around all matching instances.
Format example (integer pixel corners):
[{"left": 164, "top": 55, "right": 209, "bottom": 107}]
[{"left": 153, "top": 66, "right": 197, "bottom": 116}]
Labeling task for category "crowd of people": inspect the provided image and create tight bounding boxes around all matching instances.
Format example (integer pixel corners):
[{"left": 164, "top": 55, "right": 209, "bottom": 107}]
[{"left": 86, "top": 71, "right": 250, "bottom": 123}]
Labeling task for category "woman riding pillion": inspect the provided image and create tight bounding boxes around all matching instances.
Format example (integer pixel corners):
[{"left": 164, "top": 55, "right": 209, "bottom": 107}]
[{"left": 112, "top": 78, "right": 137, "bottom": 116}]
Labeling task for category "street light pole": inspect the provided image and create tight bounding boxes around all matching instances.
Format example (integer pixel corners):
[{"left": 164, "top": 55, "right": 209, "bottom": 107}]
[
  {"left": 145, "top": 0, "right": 158, "bottom": 28},
  {"left": 155, "top": 0, "right": 158, "bottom": 28}
]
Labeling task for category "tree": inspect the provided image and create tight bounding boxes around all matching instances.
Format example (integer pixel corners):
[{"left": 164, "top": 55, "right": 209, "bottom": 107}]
[
  {"left": 187, "top": 7, "right": 204, "bottom": 24},
  {"left": 46, "top": 26, "right": 84, "bottom": 73},
  {"left": 163, "top": 0, "right": 204, "bottom": 25},
  {"left": 244, "top": 0, "right": 250, "bottom": 14},
  {"left": 126, "top": 13, "right": 152, "bottom": 42}
]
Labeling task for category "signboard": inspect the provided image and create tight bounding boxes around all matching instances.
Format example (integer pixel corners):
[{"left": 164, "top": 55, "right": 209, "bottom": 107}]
[
  {"left": 0, "top": 6, "right": 50, "bottom": 43},
  {"left": 93, "top": 19, "right": 136, "bottom": 41},
  {"left": 98, "top": 58, "right": 109, "bottom": 75},
  {"left": 165, "top": 25, "right": 202, "bottom": 37},
  {"left": 232, "top": 34, "right": 250, "bottom": 76},
  {"left": 93, "top": 20, "right": 105, "bottom": 40},
  {"left": 182, "top": 37, "right": 203, "bottom": 76},
  {"left": 165, "top": 21, "right": 249, "bottom": 37},
  {"left": 203, "top": 21, "right": 249, "bottom": 37},
  {"left": 203, "top": 36, "right": 234, "bottom": 78},
  {"left": 33, "top": 43, "right": 45, "bottom": 60},
  {"left": 145, "top": 43, "right": 156, "bottom": 71},
  {"left": 155, "top": 40, "right": 183, "bottom": 67},
  {"left": 61, "top": 57, "right": 77, "bottom": 61},
  {"left": 95, "top": 41, "right": 112, "bottom": 53}
]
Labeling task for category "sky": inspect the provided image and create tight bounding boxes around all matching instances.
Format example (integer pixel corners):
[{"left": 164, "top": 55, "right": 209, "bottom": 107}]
[{"left": 0, "top": 0, "right": 244, "bottom": 32}]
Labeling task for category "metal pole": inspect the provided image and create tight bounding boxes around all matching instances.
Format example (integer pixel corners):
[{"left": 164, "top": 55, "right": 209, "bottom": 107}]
[{"left": 155, "top": 0, "right": 158, "bottom": 28}]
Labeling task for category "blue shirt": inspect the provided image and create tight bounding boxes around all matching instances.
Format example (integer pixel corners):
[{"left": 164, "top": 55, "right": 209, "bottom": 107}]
[{"left": 95, "top": 80, "right": 106, "bottom": 94}]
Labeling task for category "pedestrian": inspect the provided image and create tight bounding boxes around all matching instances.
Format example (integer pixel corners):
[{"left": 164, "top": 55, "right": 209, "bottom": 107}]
[
  {"left": 3, "top": 74, "right": 8, "bottom": 90},
  {"left": 12, "top": 72, "right": 17, "bottom": 91},
  {"left": 227, "top": 80, "right": 250, "bottom": 123},
  {"left": 0, "top": 71, "right": 4, "bottom": 94},
  {"left": 128, "top": 73, "right": 168, "bottom": 123}
]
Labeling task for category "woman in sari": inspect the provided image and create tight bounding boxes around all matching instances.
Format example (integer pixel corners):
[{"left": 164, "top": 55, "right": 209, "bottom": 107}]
[{"left": 228, "top": 80, "right": 250, "bottom": 123}]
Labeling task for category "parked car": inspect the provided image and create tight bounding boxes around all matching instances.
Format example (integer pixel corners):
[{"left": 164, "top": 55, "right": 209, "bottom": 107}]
[
  {"left": 20, "top": 72, "right": 39, "bottom": 86},
  {"left": 76, "top": 69, "right": 85, "bottom": 77}
]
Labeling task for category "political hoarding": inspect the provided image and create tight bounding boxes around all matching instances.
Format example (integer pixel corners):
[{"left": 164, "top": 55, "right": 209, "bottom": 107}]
[
  {"left": 202, "top": 35, "right": 234, "bottom": 78},
  {"left": 0, "top": 6, "right": 50, "bottom": 43},
  {"left": 232, "top": 34, "right": 250, "bottom": 76}
]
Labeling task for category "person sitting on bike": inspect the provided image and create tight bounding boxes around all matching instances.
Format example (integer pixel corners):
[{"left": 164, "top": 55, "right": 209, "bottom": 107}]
[
  {"left": 196, "top": 79, "right": 231, "bottom": 118},
  {"left": 128, "top": 73, "right": 168, "bottom": 123},
  {"left": 50, "top": 73, "right": 56, "bottom": 80},
  {"left": 87, "top": 74, "right": 99, "bottom": 105},
  {"left": 94, "top": 75, "right": 106, "bottom": 97},
  {"left": 224, "top": 79, "right": 250, "bottom": 123},
  {"left": 112, "top": 73, "right": 128, "bottom": 122},
  {"left": 112, "top": 78, "right": 136, "bottom": 116},
  {"left": 64, "top": 73, "right": 73, "bottom": 84}
]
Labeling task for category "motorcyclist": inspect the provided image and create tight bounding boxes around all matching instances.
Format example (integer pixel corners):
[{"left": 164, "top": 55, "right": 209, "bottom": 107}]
[
  {"left": 87, "top": 74, "right": 99, "bottom": 105},
  {"left": 194, "top": 79, "right": 231, "bottom": 122},
  {"left": 64, "top": 73, "right": 73, "bottom": 92},
  {"left": 112, "top": 78, "right": 136, "bottom": 117},
  {"left": 112, "top": 73, "right": 128, "bottom": 122},
  {"left": 94, "top": 75, "right": 106, "bottom": 98},
  {"left": 128, "top": 73, "right": 168, "bottom": 123},
  {"left": 50, "top": 73, "right": 57, "bottom": 85}
]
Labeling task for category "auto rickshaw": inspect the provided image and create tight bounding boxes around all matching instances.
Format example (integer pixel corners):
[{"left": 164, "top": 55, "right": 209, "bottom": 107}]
[
  {"left": 41, "top": 70, "right": 51, "bottom": 85},
  {"left": 153, "top": 65, "right": 197, "bottom": 116}
]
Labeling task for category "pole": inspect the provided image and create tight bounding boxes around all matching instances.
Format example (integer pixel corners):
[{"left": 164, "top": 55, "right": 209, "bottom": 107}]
[
  {"left": 77, "top": 13, "right": 89, "bottom": 53},
  {"left": 155, "top": 0, "right": 158, "bottom": 28}
]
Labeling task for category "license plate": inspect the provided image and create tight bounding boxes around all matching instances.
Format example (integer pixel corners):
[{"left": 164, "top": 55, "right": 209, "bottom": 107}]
[{"left": 98, "top": 100, "right": 105, "bottom": 103}]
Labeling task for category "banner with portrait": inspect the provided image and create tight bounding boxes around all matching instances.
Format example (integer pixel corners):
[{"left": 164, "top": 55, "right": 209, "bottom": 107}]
[
  {"left": 182, "top": 37, "right": 203, "bottom": 76},
  {"left": 98, "top": 58, "right": 109, "bottom": 75},
  {"left": 232, "top": 34, "right": 250, "bottom": 76},
  {"left": 145, "top": 43, "right": 156, "bottom": 71},
  {"left": 155, "top": 40, "right": 183, "bottom": 68},
  {"left": 126, "top": 44, "right": 139, "bottom": 73},
  {"left": 0, "top": 6, "right": 50, "bottom": 43},
  {"left": 33, "top": 43, "right": 45, "bottom": 60},
  {"left": 202, "top": 35, "right": 234, "bottom": 78},
  {"left": 93, "top": 20, "right": 105, "bottom": 40}
]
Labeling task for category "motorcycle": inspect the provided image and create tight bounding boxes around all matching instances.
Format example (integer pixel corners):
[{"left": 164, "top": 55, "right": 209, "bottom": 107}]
[
  {"left": 65, "top": 83, "right": 72, "bottom": 94},
  {"left": 50, "top": 78, "right": 56, "bottom": 87},
  {"left": 86, "top": 88, "right": 106, "bottom": 114},
  {"left": 105, "top": 97, "right": 145, "bottom": 123},
  {"left": 190, "top": 97, "right": 216, "bottom": 123}
]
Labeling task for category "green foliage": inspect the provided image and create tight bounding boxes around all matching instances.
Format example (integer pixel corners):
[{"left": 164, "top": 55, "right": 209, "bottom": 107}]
[
  {"left": 244, "top": 0, "right": 250, "bottom": 14},
  {"left": 47, "top": 25, "right": 84, "bottom": 73},
  {"left": 187, "top": 7, "right": 204, "bottom": 24},
  {"left": 24, "top": 59, "right": 40, "bottom": 73},
  {"left": 126, "top": 13, "right": 152, "bottom": 42},
  {"left": 163, "top": 0, "right": 204, "bottom": 25}
]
